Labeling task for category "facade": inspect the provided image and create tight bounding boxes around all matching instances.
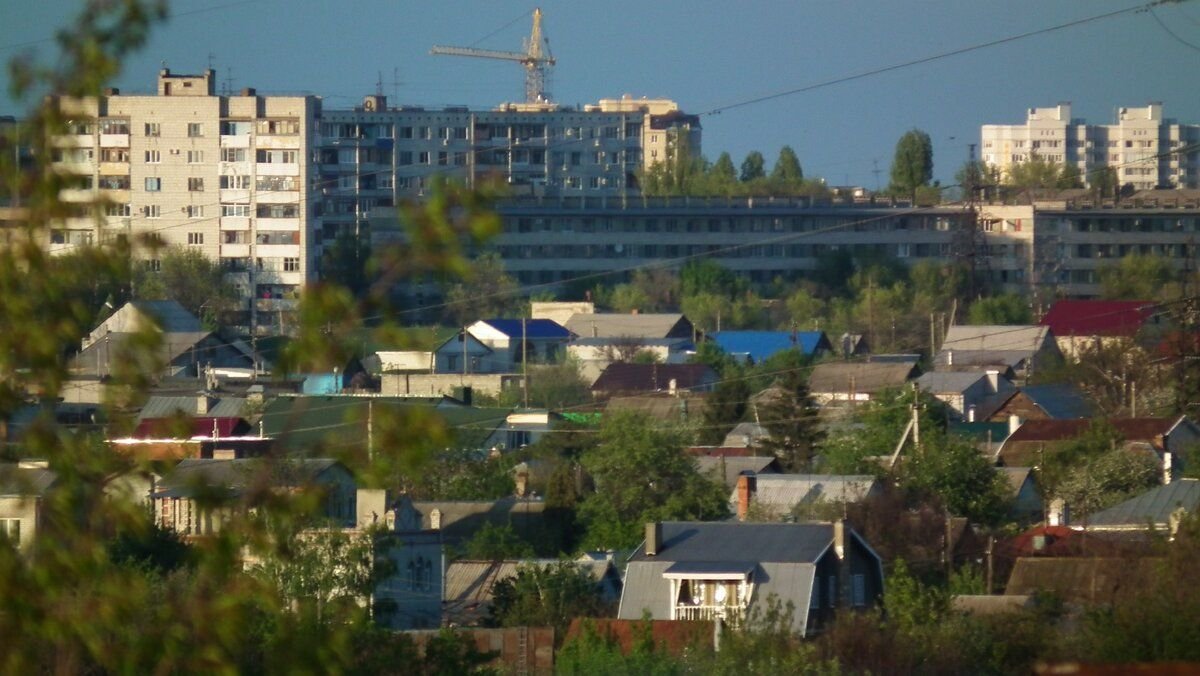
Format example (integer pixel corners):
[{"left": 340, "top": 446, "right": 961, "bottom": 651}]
[
  {"left": 0, "top": 462, "right": 58, "bottom": 552},
  {"left": 981, "top": 103, "right": 1200, "bottom": 190},
  {"left": 51, "top": 69, "right": 320, "bottom": 332}
]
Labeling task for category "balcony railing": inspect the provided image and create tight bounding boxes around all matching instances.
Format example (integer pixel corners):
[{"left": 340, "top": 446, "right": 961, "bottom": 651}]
[{"left": 674, "top": 604, "right": 745, "bottom": 625}]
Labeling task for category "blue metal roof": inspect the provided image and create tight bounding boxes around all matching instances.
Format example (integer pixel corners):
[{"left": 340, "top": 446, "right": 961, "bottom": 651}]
[
  {"left": 481, "top": 318, "right": 572, "bottom": 339},
  {"left": 711, "top": 331, "right": 829, "bottom": 362}
]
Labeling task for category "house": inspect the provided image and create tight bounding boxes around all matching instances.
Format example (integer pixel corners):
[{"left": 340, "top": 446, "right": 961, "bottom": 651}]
[
  {"left": 998, "top": 467, "right": 1044, "bottom": 521},
  {"left": 695, "top": 456, "right": 781, "bottom": 489},
  {"left": 732, "top": 473, "right": 882, "bottom": 521},
  {"left": 0, "top": 462, "right": 58, "bottom": 551},
  {"left": 1083, "top": 478, "right": 1200, "bottom": 532},
  {"left": 721, "top": 422, "right": 771, "bottom": 449},
  {"left": 564, "top": 312, "right": 695, "bottom": 341},
  {"left": 135, "top": 393, "right": 247, "bottom": 423},
  {"left": 70, "top": 300, "right": 257, "bottom": 381},
  {"left": 465, "top": 318, "right": 574, "bottom": 367},
  {"left": 807, "top": 361, "right": 919, "bottom": 405},
  {"left": 151, "top": 458, "right": 357, "bottom": 536},
  {"left": 355, "top": 490, "right": 444, "bottom": 630},
  {"left": 972, "top": 384, "right": 1094, "bottom": 423},
  {"left": 709, "top": 331, "right": 832, "bottom": 364},
  {"left": 363, "top": 351, "right": 435, "bottom": 374},
  {"left": 432, "top": 330, "right": 499, "bottom": 374},
  {"left": 937, "top": 324, "right": 1061, "bottom": 378},
  {"left": 605, "top": 393, "right": 706, "bottom": 425},
  {"left": 1004, "top": 557, "right": 1159, "bottom": 605},
  {"left": 1039, "top": 299, "right": 1157, "bottom": 360},
  {"left": 914, "top": 370, "right": 1014, "bottom": 420},
  {"left": 997, "top": 416, "right": 1200, "bottom": 468},
  {"left": 590, "top": 363, "right": 718, "bottom": 398},
  {"left": 410, "top": 497, "right": 546, "bottom": 547},
  {"left": 134, "top": 416, "right": 251, "bottom": 439},
  {"left": 443, "top": 558, "right": 622, "bottom": 626},
  {"left": 617, "top": 520, "right": 883, "bottom": 635},
  {"left": 568, "top": 337, "right": 694, "bottom": 383}
]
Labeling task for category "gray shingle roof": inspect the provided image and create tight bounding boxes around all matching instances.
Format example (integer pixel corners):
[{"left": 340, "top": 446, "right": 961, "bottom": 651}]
[
  {"left": 1020, "top": 385, "right": 1093, "bottom": 419},
  {"left": 564, "top": 313, "right": 690, "bottom": 340},
  {"left": 154, "top": 458, "right": 342, "bottom": 498},
  {"left": 695, "top": 456, "right": 780, "bottom": 488},
  {"left": 628, "top": 522, "right": 834, "bottom": 564},
  {"left": 0, "top": 465, "right": 58, "bottom": 497},
  {"left": 942, "top": 325, "right": 1050, "bottom": 353},
  {"left": 1087, "top": 479, "right": 1200, "bottom": 529},
  {"left": 915, "top": 371, "right": 992, "bottom": 394},
  {"left": 731, "top": 475, "right": 879, "bottom": 513},
  {"left": 808, "top": 362, "right": 917, "bottom": 395}
]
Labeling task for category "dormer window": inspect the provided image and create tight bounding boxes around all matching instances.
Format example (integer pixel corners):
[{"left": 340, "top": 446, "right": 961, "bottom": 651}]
[{"left": 663, "top": 562, "right": 755, "bottom": 626}]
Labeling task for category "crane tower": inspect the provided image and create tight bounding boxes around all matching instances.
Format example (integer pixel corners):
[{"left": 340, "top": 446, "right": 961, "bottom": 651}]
[{"left": 430, "top": 8, "right": 556, "bottom": 104}]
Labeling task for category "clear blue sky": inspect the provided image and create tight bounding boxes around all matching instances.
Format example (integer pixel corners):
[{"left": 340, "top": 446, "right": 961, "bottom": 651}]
[{"left": 4, "top": 0, "right": 1200, "bottom": 187}]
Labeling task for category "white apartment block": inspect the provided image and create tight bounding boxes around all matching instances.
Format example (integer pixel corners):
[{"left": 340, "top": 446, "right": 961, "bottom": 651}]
[
  {"left": 981, "top": 103, "right": 1200, "bottom": 191},
  {"left": 316, "top": 94, "right": 699, "bottom": 241},
  {"left": 51, "top": 69, "right": 320, "bottom": 331}
]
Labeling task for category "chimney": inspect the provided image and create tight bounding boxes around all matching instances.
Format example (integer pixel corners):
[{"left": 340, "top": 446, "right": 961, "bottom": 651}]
[
  {"left": 1163, "top": 451, "right": 1173, "bottom": 485},
  {"left": 240, "top": 87, "right": 257, "bottom": 96},
  {"left": 833, "top": 519, "right": 846, "bottom": 561},
  {"left": 196, "top": 394, "right": 212, "bottom": 415},
  {"left": 356, "top": 488, "right": 387, "bottom": 529},
  {"left": 1008, "top": 414, "right": 1023, "bottom": 436},
  {"left": 631, "top": 309, "right": 639, "bottom": 315},
  {"left": 430, "top": 508, "right": 443, "bottom": 531},
  {"left": 736, "top": 472, "right": 757, "bottom": 521},
  {"left": 104, "top": 87, "right": 120, "bottom": 96},
  {"left": 668, "top": 378, "right": 677, "bottom": 396},
  {"left": 985, "top": 369, "right": 1000, "bottom": 393},
  {"left": 947, "top": 350, "right": 954, "bottom": 366},
  {"left": 645, "top": 522, "right": 662, "bottom": 556},
  {"left": 1048, "top": 498, "right": 1069, "bottom": 526},
  {"left": 967, "top": 405, "right": 976, "bottom": 423},
  {"left": 211, "top": 448, "right": 236, "bottom": 460}
]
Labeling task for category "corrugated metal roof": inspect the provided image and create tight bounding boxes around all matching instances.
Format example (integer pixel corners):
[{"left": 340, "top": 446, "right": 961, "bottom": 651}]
[
  {"left": 934, "top": 349, "right": 1028, "bottom": 370},
  {"left": 136, "top": 396, "right": 247, "bottom": 423},
  {"left": 915, "top": 371, "right": 991, "bottom": 394},
  {"left": 942, "top": 325, "right": 1050, "bottom": 353},
  {"left": 591, "top": 363, "right": 717, "bottom": 393},
  {"left": 1087, "top": 479, "right": 1200, "bottom": 528},
  {"left": 480, "top": 318, "right": 573, "bottom": 339},
  {"left": 629, "top": 522, "right": 833, "bottom": 564},
  {"left": 1020, "top": 385, "right": 1094, "bottom": 419},
  {"left": 1040, "top": 300, "right": 1154, "bottom": 338},
  {"left": 710, "top": 331, "right": 830, "bottom": 362},
  {"left": 617, "top": 560, "right": 674, "bottom": 620},
  {"left": 1007, "top": 417, "right": 1180, "bottom": 444},
  {"left": 154, "top": 458, "right": 342, "bottom": 498},
  {"left": 721, "top": 422, "right": 770, "bottom": 448},
  {"left": 695, "top": 456, "right": 779, "bottom": 488}
]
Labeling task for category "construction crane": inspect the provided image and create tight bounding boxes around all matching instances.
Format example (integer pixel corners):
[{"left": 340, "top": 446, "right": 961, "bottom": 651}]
[{"left": 430, "top": 8, "right": 556, "bottom": 104}]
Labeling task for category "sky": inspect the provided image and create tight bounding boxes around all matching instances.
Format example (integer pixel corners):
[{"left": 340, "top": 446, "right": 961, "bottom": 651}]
[{"left": 3, "top": 0, "right": 1200, "bottom": 187}]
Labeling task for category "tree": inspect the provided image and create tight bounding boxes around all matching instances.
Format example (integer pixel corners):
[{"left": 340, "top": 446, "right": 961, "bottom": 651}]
[
  {"left": 901, "top": 433, "right": 1011, "bottom": 525},
  {"left": 954, "top": 160, "right": 989, "bottom": 202},
  {"left": 1092, "top": 166, "right": 1120, "bottom": 199},
  {"left": 740, "top": 151, "right": 766, "bottom": 182},
  {"left": 1098, "top": 253, "right": 1176, "bottom": 300},
  {"left": 753, "top": 358, "right": 824, "bottom": 472},
  {"left": 134, "top": 247, "right": 239, "bottom": 326},
  {"left": 770, "top": 146, "right": 804, "bottom": 184},
  {"left": 889, "top": 129, "right": 933, "bottom": 199},
  {"left": 967, "top": 294, "right": 1032, "bottom": 325},
  {"left": 578, "top": 412, "right": 728, "bottom": 549},
  {"left": 442, "top": 252, "right": 522, "bottom": 327},
  {"left": 710, "top": 152, "right": 738, "bottom": 193},
  {"left": 461, "top": 521, "right": 535, "bottom": 560},
  {"left": 680, "top": 258, "right": 739, "bottom": 298},
  {"left": 488, "top": 562, "right": 606, "bottom": 638},
  {"left": 699, "top": 369, "right": 751, "bottom": 445},
  {"left": 320, "top": 230, "right": 371, "bottom": 298}
]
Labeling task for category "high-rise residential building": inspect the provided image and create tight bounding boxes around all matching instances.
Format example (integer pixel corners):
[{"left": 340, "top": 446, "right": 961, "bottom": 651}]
[
  {"left": 50, "top": 69, "right": 320, "bottom": 331},
  {"left": 981, "top": 103, "right": 1200, "bottom": 191},
  {"left": 315, "top": 94, "right": 699, "bottom": 242}
]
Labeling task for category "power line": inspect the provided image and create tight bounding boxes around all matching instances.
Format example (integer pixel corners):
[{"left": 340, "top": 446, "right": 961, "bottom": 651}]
[{"left": 701, "top": 1, "right": 1180, "bottom": 116}]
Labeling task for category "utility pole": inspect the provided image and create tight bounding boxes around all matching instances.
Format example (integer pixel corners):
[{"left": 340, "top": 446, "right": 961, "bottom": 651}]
[{"left": 522, "top": 317, "right": 529, "bottom": 409}]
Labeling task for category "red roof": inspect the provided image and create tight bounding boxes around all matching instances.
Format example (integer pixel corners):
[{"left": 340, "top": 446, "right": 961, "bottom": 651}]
[
  {"left": 1006, "top": 417, "right": 1179, "bottom": 446},
  {"left": 590, "top": 363, "right": 717, "bottom": 394},
  {"left": 1039, "top": 300, "right": 1154, "bottom": 338},
  {"left": 134, "top": 416, "right": 249, "bottom": 439}
]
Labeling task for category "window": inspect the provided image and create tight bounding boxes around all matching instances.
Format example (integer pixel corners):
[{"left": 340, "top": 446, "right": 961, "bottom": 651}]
[
  {"left": 255, "top": 119, "right": 300, "bottom": 135},
  {"left": 147, "top": 259, "right": 161, "bottom": 272},
  {"left": 144, "top": 177, "right": 161, "bottom": 192},
  {"left": 187, "top": 150, "right": 204, "bottom": 164},
  {"left": 100, "top": 148, "right": 129, "bottom": 162},
  {"left": 0, "top": 518, "right": 19, "bottom": 543},
  {"left": 222, "top": 231, "right": 249, "bottom": 244},
  {"left": 187, "top": 177, "right": 204, "bottom": 192},
  {"left": 255, "top": 176, "right": 298, "bottom": 191},
  {"left": 418, "top": 151, "right": 430, "bottom": 164},
  {"left": 220, "top": 148, "right": 246, "bottom": 162},
  {"left": 220, "top": 120, "right": 250, "bottom": 135},
  {"left": 187, "top": 232, "right": 204, "bottom": 245},
  {"left": 145, "top": 150, "right": 161, "bottom": 163},
  {"left": 187, "top": 123, "right": 203, "bottom": 137},
  {"left": 185, "top": 205, "right": 204, "bottom": 218},
  {"left": 105, "top": 203, "right": 131, "bottom": 217},
  {"left": 219, "top": 175, "right": 250, "bottom": 189},
  {"left": 256, "top": 149, "right": 297, "bottom": 164},
  {"left": 144, "top": 122, "right": 160, "bottom": 137},
  {"left": 283, "top": 257, "right": 300, "bottom": 272},
  {"left": 145, "top": 205, "right": 161, "bottom": 218},
  {"left": 257, "top": 204, "right": 298, "bottom": 218},
  {"left": 398, "top": 151, "right": 413, "bottom": 165},
  {"left": 221, "top": 204, "right": 250, "bottom": 217}
]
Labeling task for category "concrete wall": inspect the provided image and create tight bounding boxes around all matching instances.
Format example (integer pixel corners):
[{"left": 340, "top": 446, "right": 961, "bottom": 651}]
[{"left": 381, "top": 373, "right": 522, "bottom": 398}]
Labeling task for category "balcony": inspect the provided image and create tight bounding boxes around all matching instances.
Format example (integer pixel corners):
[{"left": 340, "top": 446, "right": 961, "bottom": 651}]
[
  {"left": 220, "top": 134, "right": 251, "bottom": 148},
  {"left": 256, "top": 162, "right": 300, "bottom": 176},
  {"left": 673, "top": 604, "right": 745, "bottom": 626},
  {"left": 99, "top": 134, "right": 129, "bottom": 148}
]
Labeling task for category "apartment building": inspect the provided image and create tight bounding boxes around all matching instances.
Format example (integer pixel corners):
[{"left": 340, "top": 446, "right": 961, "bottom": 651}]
[
  {"left": 50, "top": 69, "right": 321, "bottom": 331},
  {"left": 981, "top": 103, "right": 1200, "bottom": 191},
  {"left": 315, "top": 93, "right": 699, "bottom": 241}
]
